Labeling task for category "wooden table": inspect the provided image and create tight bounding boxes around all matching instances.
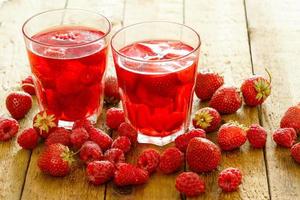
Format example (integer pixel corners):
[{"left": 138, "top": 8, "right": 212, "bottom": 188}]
[{"left": 0, "top": 0, "right": 300, "bottom": 199}]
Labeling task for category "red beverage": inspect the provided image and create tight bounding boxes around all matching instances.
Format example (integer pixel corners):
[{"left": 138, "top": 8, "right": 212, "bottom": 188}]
[
  {"left": 114, "top": 40, "right": 197, "bottom": 137},
  {"left": 27, "top": 26, "right": 108, "bottom": 121}
]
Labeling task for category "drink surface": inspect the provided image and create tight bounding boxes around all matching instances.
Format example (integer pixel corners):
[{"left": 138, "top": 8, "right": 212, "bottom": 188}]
[{"left": 28, "top": 26, "right": 107, "bottom": 121}]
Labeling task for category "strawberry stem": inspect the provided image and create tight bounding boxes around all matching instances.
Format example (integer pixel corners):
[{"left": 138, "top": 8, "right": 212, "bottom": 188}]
[{"left": 264, "top": 68, "right": 272, "bottom": 84}]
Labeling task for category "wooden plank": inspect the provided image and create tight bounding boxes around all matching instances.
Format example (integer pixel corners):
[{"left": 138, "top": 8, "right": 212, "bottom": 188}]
[
  {"left": 245, "top": 1, "right": 300, "bottom": 199},
  {"left": 185, "top": 0, "right": 270, "bottom": 199},
  {"left": 0, "top": 0, "right": 66, "bottom": 199}
]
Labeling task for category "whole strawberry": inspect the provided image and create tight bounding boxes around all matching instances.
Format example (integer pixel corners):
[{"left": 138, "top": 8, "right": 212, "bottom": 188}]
[
  {"left": 217, "top": 122, "right": 247, "bottom": 151},
  {"left": 6, "top": 91, "right": 32, "bottom": 119},
  {"left": 17, "top": 128, "right": 39, "bottom": 149},
  {"left": 192, "top": 107, "right": 221, "bottom": 132},
  {"left": 38, "top": 143, "right": 74, "bottom": 177},
  {"left": 104, "top": 76, "right": 120, "bottom": 105},
  {"left": 175, "top": 172, "right": 205, "bottom": 197},
  {"left": 246, "top": 124, "right": 267, "bottom": 148},
  {"left": 159, "top": 147, "right": 184, "bottom": 174},
  {"left": 291, "top": 143, "right": 300, "bottom": 164},
  {"left": 175, "top": 129, "right": 206, "bottom": 152},
  {"left": 187, "top": 137, "right": 221, "bottom": 173},
  {"left": 0, "top": 118, "right": 19, "bottom": 141},
  {"left": 21, "top": 75, "right": 36, "bottom": 95},
  {"left": 89, "top": 128, "right": 112, "bottom": 151},
  {"left": 195, "top": 69, "right": 224, "bottom": 101},
  {"left": 104, "top": 148, "right": 125, "bottom": 165},
  {"left": 80, "top": 141, "right": 103, "bottom": 164},
  {"left": 86, "top": 160, "right": 115, "bottom": 185},
  {"left": 272, "top": 128, "right": 296, "bottom": 148},
  {"left": 33, "top": 111, "right": 58, "bottom": 138},
  {"left": 45, "top": 127, "right": 71, "bottom": 146},
  {"left": 117, "top": 122, "right": 137, "bottom": 144},
  {"left": 209, "top": 86, "right": 242, "bottom": 114},
  {"left": 114, "top": 163, "right": 149, "bottom": 186},
  {"left": 106, "top": 108, "right": 125, "bottom": 129},
  {"left": 280, "top": 104, "right": 300, "bottom": 133},
  {"left": 70, "top": 128, "right": 89, "bottom": 149},
  {"left": 111, "top": 136, "right": 131, "bottom": 153},
  {"left": 137, "top": 149, "right": 160, "bottom": 174},
  {"left": 218, "top": 168, "right": 242, "bottom": 192}
]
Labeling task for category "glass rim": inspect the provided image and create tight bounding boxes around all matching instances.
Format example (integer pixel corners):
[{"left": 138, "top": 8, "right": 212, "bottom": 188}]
[
  {"left": 111, "top": 21, "right": 201, "bottom": 63},
  {"left": 22, "top": 8, "right": 111, "bottom": 48}
]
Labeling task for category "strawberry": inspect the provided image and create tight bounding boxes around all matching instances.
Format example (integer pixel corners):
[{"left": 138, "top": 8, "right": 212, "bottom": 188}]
[
  {"left": 186, "top": 137, "right": 221, "bottom": 173},
  {"left": 80, "top": 141, "right": 103, "bottom": 164},
  {"left": 175, "top": 129, "right": 206, "bottom": 152},
  {"left": 104, "top": 148, "right": 125, "bottom": 165},
  {"left": 159, "top": 147, "right": 184, "bottom": 174},
  {"left": 86, "top": 160, "right": 115, "bottom": 185},
  {"left": 21, "top": 75, "right": 36, "bottom": 95},
  {"left": 175, "top": 172, "right": 205, "bottom": 197},
  {"left": 45, "top": 127, "right": 71, "bottom": 146},
  {"left": 137, "top": 149, "right": 160, "bottom": 174},
  {"left": 209, "top": 86, "right": 242, "bottom": 114},
  {"left": 195, "top": 69, "right": 224, "bottom": 101},
  {"left": 111, "top": 136, "right": 131, "bottom": 153},
  {"left": 72, "top": 119, "right": 93, "bottom": 132},
  {"left": 104, "top": 76, "right": 120, "bottom": 105},
  {"left": 37, "top": 143, "right": 74, "bottom": 177},
  {"left": 192, "top": 107, "right": 221, "bottom": 132},
  {"left": 0, "top": 118, "right": 19, "bottom": 141},
  {"left": 217, "top": 122, "right": 247, "bottom": 151},
  {"left": 89, "top": 128, "right": 112, "bottom": 151},
  {"left": 291, "top": 143, "right": 300, "bottom": 164},
  {"left": 280, "top": 104, "right": 300, "bottom": 133},
  {"left": 218, "top": 168, "right": 242, "bottom": 192},
  {"left": 114, "top": 163, "right": 149, "bottom": 186},
  {"left": 17, "top": 128, "right": 39, "bottom": 149},
  {"left": 6, "top": 91, "right": 32, "bottom": 119},
  {"left": 106, "top": 108, "right": 125, "bottom": 129},
  {"left": 272, "top": 128, "right": 296, "bottom": 148},
  {"left": 70, "top": 128, "right": 89, "bottom": 149},
  {"left": 241, "top": 71, "right": 271, "bottom": 106},
  {"left": 246, "top": 124, "right": 267, "bottom": 148},
  {"left": 33, "top": 110, "right": 58, "bottom": 138},
  {"left": 117, "top": 122, "right": 138, "bottom": 144}
]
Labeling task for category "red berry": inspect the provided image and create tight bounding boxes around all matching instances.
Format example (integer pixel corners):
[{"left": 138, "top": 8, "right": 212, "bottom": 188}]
[
  {"left": 89, "top": 128, "right": 112, "bottom": 151},
  {"left": 45, "top": 127, "right": 71, "bottom": 146},
  {"left": 106, "top": 108, "right": 125, "bottom": 129},
  {"left": 70, "top": 128, "right": 89, "bottom": 149},
  {"left": 272, "top": 128, "right": 296, "bottom": 148},
  {"left": 195, "top": 69, "right": 224, "bottom": 101},
  {"left": 175, "top": 172, "right": 205, "bottom": 197},
  {"left": 209, "top": 86, "right": 242, "bottom": 114},
  {"left": 291, "top": 143, "right": 300, "bottom": 164},
  {"left": 137, "top": 149, "right": 160, "bottom": 174},
  {"left": 217, "top": 122, "right": 247, "bottom": 151},
  {"left": 0, "top": 118, "right": 19, "bottom": 141},
  {"left": 112, "top": 136, "right": 131, "bottom": 153},
  {"left": 104, "top": 76, "right": 120, "bottom": 105},
  {"left": 21, "top": 75, "right": 36, "bottom": 95},
  {"left": 104, "top": 148, "right": 125, "bottom": 165},
  {"left": 175, "top": 129, "right": 206, "bottom": 152},
  {"left": 117, "top": 122, "right": 137, "bottom": 144},
  {"left": 38, "top": 144, "right": 74, "bottom": 177},
  {"left": 86, "top": 160, "right": 115, "bottom": 185},
  {"left": 33, "top": 110, "right": 58, "bottom": 138},
  {"left": 218, "top": 168, "right": 242, "bottom": 192},
  {"left": 72, "top": 119, "right": 93, "bottom": 132},
  {"left": 17, "top": 128, "right": 39, "bottom": 149},
  {"left": 114, "top": 163, "right": 149, "bottom": 186},
  {"left": 192, "top": 107, "right": 221, "bottom": 132},
  {"left": 6, "top": 91, "right": 32, "bottom": 119},
  {"left": 159, "top": 147, "right": 184, "bottom": 174},
  {"left": 80, "top": 141, "right": 103, "bottom": 164},
  {"left": 246, "top": 124, "right": 267, "bottom": 148},
  {"left": 280, "top": 105, "right": 300, "bottom": 133},
  {"left": 187, "top": 137, "right": 221, "bottom": 173}
]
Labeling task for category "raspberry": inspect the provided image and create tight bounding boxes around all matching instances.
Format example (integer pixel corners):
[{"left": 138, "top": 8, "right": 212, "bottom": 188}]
[
  {"left": 45, "top": 127, "right": 71, "bottom": 146},
  {"left": 159, "top": 147, "right": 184, "bottom": 174},
  {"left": 104, "top": 76, "right": 120, "bottom": 105},
  {"left": 291, "top": 143, "right": 300, "bottom": 164},
  {"left": 272, "top": 128, "right": 296, "bottom": 148},
  {"left": 246, "top": 124, "right": 267, "bottom": 148},
  {"left": 17, "top": 128, "right": 39, "bottom": 149},
  {"left": 80, "top": 141, "right": 103, "bottom": 164},
  {"left": 70, "top": 128, "right": 89, "bottom": 149},
  {"left": 0, "top": 118, "right": 19, "bottom": 141},
  {"left": 111, "top": 136, "right": 131, "bottom": 153},
  {"left": 86, "top": 160, "right": 115, "bottom": 185},
  {"left": 175, "top": 172, "right": 205, "bottom": 197},
  {"left": 104, "top": 148, "right": 125, "bottom": 165},
  {"left": 21, "top": 75, "right": 36, "bottom": 95},
  {"left": 89, "top": 127, "right": 112, "bottom": 151},
  {"left": 72, "top": 119, "right": 93, "bottom": 132},
  {"left": 117, "top": 122, "right": 137, "bottom": 144},
  {"left": 106, "top": 108, "right": 125, "bottom": 129},
  {"left": 218, "top": 168, "right": 242, "bottom": 192},
  {"left": 175, "top": 129, "right": 206, "bottom": 152},
  {"left": 137, "top": 149, "right": 160, "bottom": 174},
  {"left": 114, "top": 163, "right": 149, "bottom": 186}
]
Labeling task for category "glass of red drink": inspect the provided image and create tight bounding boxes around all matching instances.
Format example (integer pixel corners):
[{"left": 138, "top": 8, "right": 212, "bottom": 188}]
[
  {"left": 22, "top": 9, "right": 111, "bottom": 127},
  {"left": 111, "top": 22, "right": 201, "bottom": 145}
]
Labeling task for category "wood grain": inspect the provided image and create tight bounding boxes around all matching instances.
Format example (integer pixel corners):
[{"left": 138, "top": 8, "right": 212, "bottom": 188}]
[{"left": 245, "top": 0, "right": 300, "bottom": 199}]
